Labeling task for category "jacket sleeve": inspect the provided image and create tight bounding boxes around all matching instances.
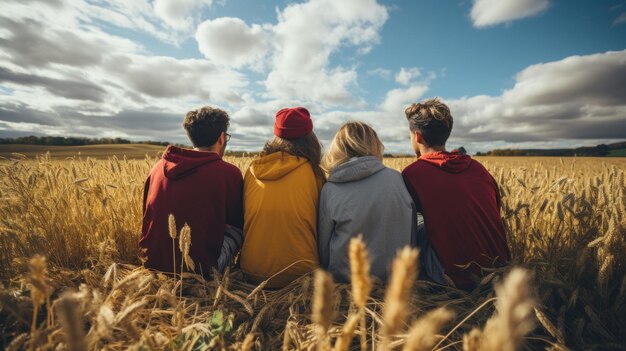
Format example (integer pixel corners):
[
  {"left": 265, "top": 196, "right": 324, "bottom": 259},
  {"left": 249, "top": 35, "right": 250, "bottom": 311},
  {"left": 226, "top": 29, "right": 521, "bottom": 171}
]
[
  {"left": 317, "top": 187, "right": 333, "bottom": 269},
  {"left": 217, "top": 225, "right": 244, "bottom": 273}
]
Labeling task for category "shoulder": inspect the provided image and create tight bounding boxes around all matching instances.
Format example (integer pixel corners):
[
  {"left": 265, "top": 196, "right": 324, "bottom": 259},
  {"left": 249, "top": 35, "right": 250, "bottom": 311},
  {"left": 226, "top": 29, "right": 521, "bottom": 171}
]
[
  {"left": 218, "top": 159, "right": 243, "bottom": 175},
  {"left": 209, "top": 160, "right": 243, "bottom": 185},
  {"left": 469, "top": 158, "right": 493, "bottom": 177},
  {"left": 381, "top": 166, "right": 401, "bottom": 176},
  {"left": 148, "top": 159, "right": 163, "bottom": 177},
  {"left": 401, "top": 159, "right": 423, "bottom": 177},
  {"left": 320, "top": 179, "right": 341, "bottom": 196},
  {"left": 379, "top": 167, "right": 404, "bottom": 181}
]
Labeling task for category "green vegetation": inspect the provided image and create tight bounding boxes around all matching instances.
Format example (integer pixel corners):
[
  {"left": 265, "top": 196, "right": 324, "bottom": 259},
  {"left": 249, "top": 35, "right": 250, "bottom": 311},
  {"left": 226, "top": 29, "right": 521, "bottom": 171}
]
[
  {"left": 608, "top": 148, "right": 626, "bottom": 157},
  {"left": 476, "top": 141, "right": 626, "bottom": 157}
]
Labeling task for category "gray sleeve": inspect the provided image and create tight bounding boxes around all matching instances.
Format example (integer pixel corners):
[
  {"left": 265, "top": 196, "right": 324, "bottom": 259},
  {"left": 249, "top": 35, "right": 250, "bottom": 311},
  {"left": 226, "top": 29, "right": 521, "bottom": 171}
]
[
  {"left": 217, "top": 225, "right": 244, "bottom": 273},
  {"left": 317, "top": 187, "right": 333, "bottom": 269}
]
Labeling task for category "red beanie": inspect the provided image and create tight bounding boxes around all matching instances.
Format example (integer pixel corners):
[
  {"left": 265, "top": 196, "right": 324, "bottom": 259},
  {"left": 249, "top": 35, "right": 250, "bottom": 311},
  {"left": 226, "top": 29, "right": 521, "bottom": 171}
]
[{"left": 274, "top": 107, "right": 313, "bottom": 139}]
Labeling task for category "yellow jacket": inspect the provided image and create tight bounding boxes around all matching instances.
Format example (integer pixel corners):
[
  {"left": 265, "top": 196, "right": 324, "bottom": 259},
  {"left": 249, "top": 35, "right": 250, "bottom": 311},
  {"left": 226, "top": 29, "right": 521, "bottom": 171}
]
[{"left": 240, "top": 152, "right": 322, "bottom": 288}]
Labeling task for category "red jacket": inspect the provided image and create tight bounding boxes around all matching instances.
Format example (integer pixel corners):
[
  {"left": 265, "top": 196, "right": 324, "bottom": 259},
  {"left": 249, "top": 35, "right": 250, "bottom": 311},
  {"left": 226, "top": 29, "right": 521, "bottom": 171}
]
[
  {"left": 139, "top": 146, "right": 243, "bottom": 276},
  {"left": 402, "top": 151, "right": 510, "bottom": 288}
]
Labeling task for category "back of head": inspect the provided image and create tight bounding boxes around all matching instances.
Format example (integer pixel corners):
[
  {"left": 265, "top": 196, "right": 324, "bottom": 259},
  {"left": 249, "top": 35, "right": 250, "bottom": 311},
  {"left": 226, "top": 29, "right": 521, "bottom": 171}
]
[
  {"left": 183, "top": 106, "right": 229, "bottom": 147},
  {"left": 321, "top": 121, "right": 384, "bottom": 173},
  {"left": 405, "top": 98, "right": 453, "bottom": 147},
  {"left": 262, "top": 106, "right": 324, "bottom": 179},
  {"left": 262, "top": 133, "right": 324, "bottom": 180}
]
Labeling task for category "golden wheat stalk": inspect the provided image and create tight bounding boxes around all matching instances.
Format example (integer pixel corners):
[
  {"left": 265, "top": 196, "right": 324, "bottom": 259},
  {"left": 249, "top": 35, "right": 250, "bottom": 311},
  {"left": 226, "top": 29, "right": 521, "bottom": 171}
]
[
  {"left": 478, "top": 268, "right": 536, "bottom": 351},
  {"left": 178, "top": 223, "right": 194, "bottom": 275},
  {"left": 27, "top": 255, "right": 49, "bottom": 341},
  {"left": 349, "top": 235, "right": 372, "bottom": 351},
  {"left": 333, "top": 313, "right": 359, "bottom": 351},
  {"left": 168, "top": 213, "right": 177, "bottom": 280},
  {"left": 313, "top": 270, "right": 335, "bottom": 351},
  {"left": 402, "top": 307, "right": 454, "bottom": 351},
  {"left": 55, "top": 292, "right": 86, "bottom": 351},
  {"left": 380, "top": 247, "right": 419, "bottom": 350}
]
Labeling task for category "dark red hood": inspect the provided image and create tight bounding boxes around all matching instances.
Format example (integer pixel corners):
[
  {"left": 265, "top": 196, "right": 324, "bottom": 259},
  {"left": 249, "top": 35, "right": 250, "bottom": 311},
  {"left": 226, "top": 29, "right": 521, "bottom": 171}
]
[
  {"left": 418, "top": 151, "right": 472, "bottom": 174},
  {"left": 162, "top": 145, "right": 221, "bottom": 179}
]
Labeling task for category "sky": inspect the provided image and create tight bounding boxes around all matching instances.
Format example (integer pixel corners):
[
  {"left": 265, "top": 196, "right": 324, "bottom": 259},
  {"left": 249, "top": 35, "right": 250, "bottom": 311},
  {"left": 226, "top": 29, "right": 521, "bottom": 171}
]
[{"left": 0, "top": 0, "right": 625, "bottom": 154}]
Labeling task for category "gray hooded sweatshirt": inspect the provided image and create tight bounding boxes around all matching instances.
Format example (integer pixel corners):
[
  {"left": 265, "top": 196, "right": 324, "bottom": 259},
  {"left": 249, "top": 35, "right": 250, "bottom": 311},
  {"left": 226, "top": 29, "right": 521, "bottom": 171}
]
[{"left": 318, "top": 156, "right": 416, "bottom": 283}]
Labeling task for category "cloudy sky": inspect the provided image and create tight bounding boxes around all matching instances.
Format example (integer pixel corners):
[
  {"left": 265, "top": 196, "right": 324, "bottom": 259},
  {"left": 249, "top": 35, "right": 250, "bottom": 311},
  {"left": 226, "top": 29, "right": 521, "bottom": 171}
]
[{"left": 1, "top": 0, "right": 625, "bottom": 153}]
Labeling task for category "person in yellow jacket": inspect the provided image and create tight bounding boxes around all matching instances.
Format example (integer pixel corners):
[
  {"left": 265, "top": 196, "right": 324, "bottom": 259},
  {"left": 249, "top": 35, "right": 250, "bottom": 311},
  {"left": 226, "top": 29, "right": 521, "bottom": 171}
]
[{"left": 240, "top": 107, "right": 324, "bottom": 288}]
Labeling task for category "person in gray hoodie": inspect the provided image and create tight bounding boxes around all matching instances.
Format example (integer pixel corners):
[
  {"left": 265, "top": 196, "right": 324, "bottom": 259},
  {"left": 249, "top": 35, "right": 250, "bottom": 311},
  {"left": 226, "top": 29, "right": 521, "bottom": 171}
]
[{"left": 317, "top": 121, "right": 417, "bottom": 283}]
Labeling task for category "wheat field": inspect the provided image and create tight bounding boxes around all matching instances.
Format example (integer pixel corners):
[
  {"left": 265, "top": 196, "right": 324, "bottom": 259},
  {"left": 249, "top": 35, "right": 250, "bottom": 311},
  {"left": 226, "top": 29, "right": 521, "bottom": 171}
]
[{"left": 0, "top": 153, "right": 625, "bottom": 350}]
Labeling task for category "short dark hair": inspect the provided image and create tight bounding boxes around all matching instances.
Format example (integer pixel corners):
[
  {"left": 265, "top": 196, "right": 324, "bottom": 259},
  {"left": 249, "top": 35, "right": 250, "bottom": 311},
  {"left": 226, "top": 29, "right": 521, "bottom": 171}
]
[
  {"left": 404, "top": 97, "right": 453, "bottom": 147},
  {"left": 182, "top": 106, "right": 229, "bottom": 147}
]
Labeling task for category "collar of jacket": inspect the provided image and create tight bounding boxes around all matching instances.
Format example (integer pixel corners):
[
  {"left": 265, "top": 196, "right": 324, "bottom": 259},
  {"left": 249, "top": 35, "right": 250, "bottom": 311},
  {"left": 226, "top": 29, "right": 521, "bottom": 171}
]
[{"left": 327, "top": 156, "right": 385, "bottom": 183}]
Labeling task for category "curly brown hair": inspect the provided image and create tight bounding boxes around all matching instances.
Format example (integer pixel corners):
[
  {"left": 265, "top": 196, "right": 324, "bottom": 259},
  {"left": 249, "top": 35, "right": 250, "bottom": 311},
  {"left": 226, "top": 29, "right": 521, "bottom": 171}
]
[
  {"left": 405, "top": 97, "right": 453, "bottom": 147},
  {"left": 261, "top": 133, "right": 325, "bottom": 180},
  {"left": 182, "top": 106, "right": 230, "bottom": 147}
]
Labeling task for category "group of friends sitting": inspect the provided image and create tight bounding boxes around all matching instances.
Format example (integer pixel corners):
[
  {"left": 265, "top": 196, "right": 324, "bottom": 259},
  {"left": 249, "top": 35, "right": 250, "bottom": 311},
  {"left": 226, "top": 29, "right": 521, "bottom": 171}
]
[{"left": 139, "top": 98, "right": 510, "bottom": 290}]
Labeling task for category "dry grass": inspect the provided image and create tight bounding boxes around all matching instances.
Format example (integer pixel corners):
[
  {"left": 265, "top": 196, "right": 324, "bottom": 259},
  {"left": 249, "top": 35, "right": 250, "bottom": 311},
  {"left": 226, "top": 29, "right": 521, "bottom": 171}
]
[{"left": 0, "top": 153, "right": 625, "bottom": 350}]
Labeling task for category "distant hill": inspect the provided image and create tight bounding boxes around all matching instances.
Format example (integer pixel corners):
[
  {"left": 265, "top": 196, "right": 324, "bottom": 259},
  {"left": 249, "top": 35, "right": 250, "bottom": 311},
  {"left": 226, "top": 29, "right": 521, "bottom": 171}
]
[{"left": 476, "top": 141, "right": 626, "bottom": 157}]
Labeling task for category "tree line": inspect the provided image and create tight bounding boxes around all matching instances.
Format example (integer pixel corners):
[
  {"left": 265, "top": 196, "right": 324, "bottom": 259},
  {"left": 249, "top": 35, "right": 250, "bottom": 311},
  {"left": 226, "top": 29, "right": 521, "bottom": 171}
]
[{"left": 475, "top": 142, "right": 626, "bottom": 157}]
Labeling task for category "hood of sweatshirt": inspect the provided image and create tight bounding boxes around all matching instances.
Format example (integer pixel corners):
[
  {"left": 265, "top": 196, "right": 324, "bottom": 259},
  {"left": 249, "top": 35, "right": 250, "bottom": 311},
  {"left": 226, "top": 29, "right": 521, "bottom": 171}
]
[
  {"left": 418, "top": 151, "right": 472, "bottom": 174},
  {"left": 328, "top": 156, "right": 386, "bottom": 183},
  {"left": 162, "top": 145, "right": 221, "bottom": 180},
  {"left": 249, "top": 152, "right": 308, "bottom": 181}
]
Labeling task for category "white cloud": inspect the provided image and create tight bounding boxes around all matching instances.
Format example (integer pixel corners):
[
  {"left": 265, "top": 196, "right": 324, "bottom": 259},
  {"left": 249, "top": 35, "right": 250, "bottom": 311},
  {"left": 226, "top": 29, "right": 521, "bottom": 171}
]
[
  {"left": 196, "top": 17, "right": 268, "bottom": 68},
  {"left": 154, "top": 0, "right": 213, "bottom": 31},
  {"left": 2, "top": 0, "right": 195, "bottom": 45},
  {"left": 367, "top": 68, "right": 392, "bottom": 80},
  {"left": 446, "top": 50, "right": 626, "bottom": 143},
  {"left": 613, "top": 12, "right": 626, "bottom": 26},
  {"left": 103, "top": 54, "right": 247, "bottom": 103},
  {"left": 471, "top": 0, "right": 549, "bottom": 28},
  {"left": 1, "top": 0, "right": 623, "bottom": 153},
  {"left": 0, "top": 1, "right": 252, "bottom": 143},
  {"left": 265, "top": 0, "right": 388, "bottom": 106},
  {"left": 395, "top": 67, "right": 422, "bottom": 86},
  {"left": 380, "top": 85, "right": 429, "bottom": 113}
]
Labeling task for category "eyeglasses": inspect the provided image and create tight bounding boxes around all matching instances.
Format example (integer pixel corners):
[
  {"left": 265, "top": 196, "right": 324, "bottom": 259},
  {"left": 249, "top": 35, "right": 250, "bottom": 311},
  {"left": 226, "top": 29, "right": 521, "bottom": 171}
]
[{"left": 224, "top": 132, "right": 231, "bottom": 142}]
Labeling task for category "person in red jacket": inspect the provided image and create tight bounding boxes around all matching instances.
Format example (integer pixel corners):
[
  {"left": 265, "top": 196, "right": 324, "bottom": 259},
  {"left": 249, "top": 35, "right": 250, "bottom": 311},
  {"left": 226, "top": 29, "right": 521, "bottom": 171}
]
[
  {"left": 402, "top": 98, "right": 510, "bottom": 289},
  {"left": 139, "top": 106, "right": 243, "bottom": 277}
]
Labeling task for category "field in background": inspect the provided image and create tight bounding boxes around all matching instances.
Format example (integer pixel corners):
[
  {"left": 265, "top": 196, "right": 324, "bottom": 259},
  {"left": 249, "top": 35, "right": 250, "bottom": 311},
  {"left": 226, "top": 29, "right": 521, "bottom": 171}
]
[
  {"left": 0, "top": 144, "right": 166, "bottom": 159},
  {"left": 0, "top": 152, "right": 625, "bottom": 350}
]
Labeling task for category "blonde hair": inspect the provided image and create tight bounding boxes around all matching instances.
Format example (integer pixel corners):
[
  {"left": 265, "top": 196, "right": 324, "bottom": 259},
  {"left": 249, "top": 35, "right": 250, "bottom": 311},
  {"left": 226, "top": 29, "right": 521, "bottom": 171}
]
[{"left": 321, "top": 121, "right": 384, "bottom": 174}]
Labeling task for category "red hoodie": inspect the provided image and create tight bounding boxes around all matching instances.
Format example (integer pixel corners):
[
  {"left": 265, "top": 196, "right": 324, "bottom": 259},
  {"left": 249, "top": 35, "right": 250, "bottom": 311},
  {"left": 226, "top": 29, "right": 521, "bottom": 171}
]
[
  {"left": 402, "top": 151, "right": 510, "bottom": 289},
  {"left": 139, "top": 145, "right": 243, "bottom": 276}
]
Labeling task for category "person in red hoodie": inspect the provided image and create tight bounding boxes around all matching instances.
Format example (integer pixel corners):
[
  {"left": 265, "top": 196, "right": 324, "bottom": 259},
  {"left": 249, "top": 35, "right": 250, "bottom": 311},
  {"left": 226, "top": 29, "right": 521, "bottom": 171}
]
[
  {"left": 402, "top": 98, "right": 510, "bottom": 289},
  {"left": 139, "top": 106, "right": 244, "bottom": 277}
]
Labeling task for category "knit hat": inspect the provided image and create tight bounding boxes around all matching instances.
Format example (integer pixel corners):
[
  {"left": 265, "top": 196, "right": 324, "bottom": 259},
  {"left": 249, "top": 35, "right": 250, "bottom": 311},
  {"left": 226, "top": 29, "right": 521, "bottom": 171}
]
[{"left": 274, "top": 107, "right": 313, "bottom": 139}]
